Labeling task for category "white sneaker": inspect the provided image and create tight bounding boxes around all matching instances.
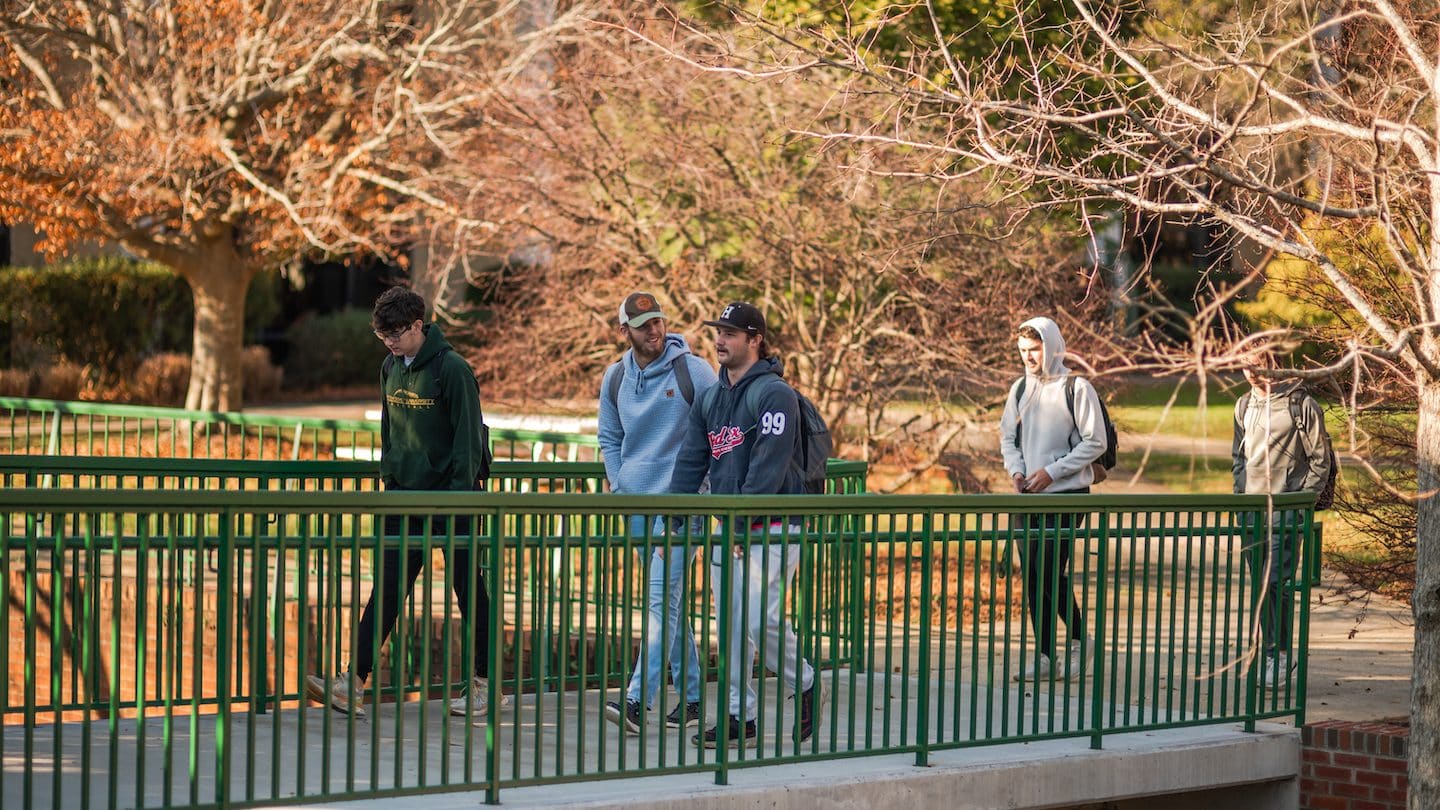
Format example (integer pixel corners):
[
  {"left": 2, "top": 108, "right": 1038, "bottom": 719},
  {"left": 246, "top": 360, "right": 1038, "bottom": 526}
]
[
  {"left": 305, "top": 671, "right": 366, "bottom": 719},
  {"left": 1065, "top": 638, "right": 1093, "bottom": 681},
  {"left": 1013, "top": 653, "right": 1053, "bottom": 682},
  {"left": 1261, "top": 652, "right": 1293, "bottom": 690},
  {"left": 449, "top": 676, "right": 511, "bottom": 716}
]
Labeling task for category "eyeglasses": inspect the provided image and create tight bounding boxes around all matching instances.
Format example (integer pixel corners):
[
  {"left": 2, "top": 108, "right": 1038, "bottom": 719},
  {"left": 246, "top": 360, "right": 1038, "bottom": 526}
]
[{"left": 373, "top": 323, "right": 414, "bottom": 342}]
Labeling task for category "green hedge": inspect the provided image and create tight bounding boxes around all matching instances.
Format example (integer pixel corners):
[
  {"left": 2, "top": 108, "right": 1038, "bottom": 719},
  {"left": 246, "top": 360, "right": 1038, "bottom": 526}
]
[
  {"left": 283, "top": 308, "right": 379, "bottom": 389},
  {"left": 0, "top": 257, "right": 279, "bottom": 375}
]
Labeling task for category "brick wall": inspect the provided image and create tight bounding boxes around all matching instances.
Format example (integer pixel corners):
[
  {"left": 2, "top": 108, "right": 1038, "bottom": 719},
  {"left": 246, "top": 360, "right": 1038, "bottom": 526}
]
[{"left": 1301, "top": 720, "right": 1409, "bottom": 810}]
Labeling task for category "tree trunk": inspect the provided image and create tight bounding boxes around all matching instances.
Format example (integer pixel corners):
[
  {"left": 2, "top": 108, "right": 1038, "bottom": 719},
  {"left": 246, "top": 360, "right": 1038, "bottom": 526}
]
[
  {"left": 179, "top": 235, "right": 255, "bottom": 412},
  {"left": 1413, "top": 374, "right": 1440, "bottom": 809}
]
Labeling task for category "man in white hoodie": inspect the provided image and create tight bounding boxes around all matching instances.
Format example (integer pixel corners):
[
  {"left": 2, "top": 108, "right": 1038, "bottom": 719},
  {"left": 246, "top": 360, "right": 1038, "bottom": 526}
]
[
  {"left": 999, "top": 317, "right": 1107, "bottom": 682},
  {"left": 598, "top": 292, "right": 719, "bottom": 734}
]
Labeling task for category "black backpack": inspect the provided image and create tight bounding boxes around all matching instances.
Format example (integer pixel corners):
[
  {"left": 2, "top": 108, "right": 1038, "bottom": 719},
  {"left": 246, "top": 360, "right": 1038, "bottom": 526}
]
[
  {"left": 1235, "top": 388, "right": 1338, "bottom": 510},
  {"left": 1012, "top": 375, "right": 1118, "bottom": 471},
  {"left": 382, "top": 347, "right": 493, "bottom": 484},
  {"left": 790, "top": 393, "right": 834, "bottom": 494},
  {"left": 605, "top": 354, "right": 696, "bottom": 410},
  {"left": 710, "top": 377, "right": 833, "bottom": 494}
]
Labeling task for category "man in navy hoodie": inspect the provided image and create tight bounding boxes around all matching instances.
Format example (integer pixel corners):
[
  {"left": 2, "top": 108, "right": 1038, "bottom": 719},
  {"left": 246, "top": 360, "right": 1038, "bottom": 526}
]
[
  {"left": 598, "top": 292, "right": 718, "bottom": 735},
  {"left": 667, "top": 302, "right": 821, "bottom": 749}
]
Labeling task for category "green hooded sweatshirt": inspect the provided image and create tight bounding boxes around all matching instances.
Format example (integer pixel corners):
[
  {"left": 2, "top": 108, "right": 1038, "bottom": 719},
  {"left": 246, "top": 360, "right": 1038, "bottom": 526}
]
[{"left": 379, "top": 324, "right": 485, "bottom": 491}]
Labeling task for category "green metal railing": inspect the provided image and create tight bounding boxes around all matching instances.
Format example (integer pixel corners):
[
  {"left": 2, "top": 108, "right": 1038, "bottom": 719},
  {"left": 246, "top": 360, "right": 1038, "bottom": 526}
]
[
  {"left": 1, "top": 487, "right": 1317, "bottom": 809},
  {"left": 0, "top": 397, "right": 600, "bottom": 461},
  {"left": 0, "top": 456, "right": 868, "bottom": 693}
]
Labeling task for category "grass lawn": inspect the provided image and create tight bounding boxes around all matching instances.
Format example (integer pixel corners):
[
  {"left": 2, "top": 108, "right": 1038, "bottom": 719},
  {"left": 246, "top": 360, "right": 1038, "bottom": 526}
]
[
  {"left": 1118, "top": 449, "right": 1372, "bottom": 551},
  {"left": 1106, "top": 376, "right": 1414, "bottom": 449},
  {"left": 1106, "top": 377, "right": 1243, "bottom": 441},
  {"left": 1116, "top": 450, "right": 1232, "bottom": 493}
]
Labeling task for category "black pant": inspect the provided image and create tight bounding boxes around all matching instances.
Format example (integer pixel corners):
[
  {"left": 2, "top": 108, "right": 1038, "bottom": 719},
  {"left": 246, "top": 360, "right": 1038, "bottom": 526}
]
[
  {"left": 1246, "top": 510, "right": 1301, "bottom": 654},
  {"left": 351, "top": 512, "right": 490, "bottom": 683},
  {"left": 1020, "top": 492, "right": 1088, "bottom": 657}
]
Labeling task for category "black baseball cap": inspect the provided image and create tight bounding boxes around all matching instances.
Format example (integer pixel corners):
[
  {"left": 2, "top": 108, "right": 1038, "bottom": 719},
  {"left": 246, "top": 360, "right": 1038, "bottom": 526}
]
[{"left": 704, "top": 301, "right": 766, "bottom": 335}]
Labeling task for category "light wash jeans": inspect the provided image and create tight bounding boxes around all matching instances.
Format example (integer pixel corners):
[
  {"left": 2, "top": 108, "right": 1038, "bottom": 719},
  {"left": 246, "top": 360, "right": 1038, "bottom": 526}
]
[
  {"left": 624, "top": 515, "right": 703, "bottom": 708},
  {"left": 710, "top": 524, "right": 815, "bottom": 721}
]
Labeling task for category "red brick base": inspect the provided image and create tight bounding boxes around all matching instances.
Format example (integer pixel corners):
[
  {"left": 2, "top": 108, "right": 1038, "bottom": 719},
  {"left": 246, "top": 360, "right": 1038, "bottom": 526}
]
[{"left": 1301, "top": 720, "right": 1409, "bottom": 810}]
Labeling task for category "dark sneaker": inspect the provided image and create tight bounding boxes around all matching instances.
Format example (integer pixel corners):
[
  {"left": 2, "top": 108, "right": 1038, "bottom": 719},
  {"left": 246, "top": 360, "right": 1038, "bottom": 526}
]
[
  {"left": 693, "top": 715, "right": 757, "bottom": 749},
  {"left": 796, "top": 681, "right": 824, "bottom": 743},
  {"left": 604, "top": 699, "right": 643, "bottom": 733},
  {"left": 665, "top": 701, "right": 702, "bottom": 728}
]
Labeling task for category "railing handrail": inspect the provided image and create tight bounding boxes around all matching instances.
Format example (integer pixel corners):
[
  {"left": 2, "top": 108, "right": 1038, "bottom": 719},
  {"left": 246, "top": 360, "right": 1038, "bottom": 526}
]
[
  {"left": 0, "top": 395, "right": 602, "bottom": 448},
  {"left": 0, "top": 454, "right": 867, "bottom": 475},
  {"left": 0, "top": 487, "right": 1317, "bottom": 511},
  {"left": 0, "top": 395, "right": 380, "bottom": 432}
]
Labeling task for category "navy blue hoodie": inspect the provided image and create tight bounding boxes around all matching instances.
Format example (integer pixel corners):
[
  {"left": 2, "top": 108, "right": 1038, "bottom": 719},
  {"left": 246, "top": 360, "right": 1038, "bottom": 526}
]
[{"left": 667, "top": 356, "right": 803, "bottom": 510}]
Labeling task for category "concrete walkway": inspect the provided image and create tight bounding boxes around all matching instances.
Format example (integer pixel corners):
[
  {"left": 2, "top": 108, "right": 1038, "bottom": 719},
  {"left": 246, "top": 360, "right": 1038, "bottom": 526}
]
[{"left": 3, "top": 668, "right": 1297, "bottom": 810}]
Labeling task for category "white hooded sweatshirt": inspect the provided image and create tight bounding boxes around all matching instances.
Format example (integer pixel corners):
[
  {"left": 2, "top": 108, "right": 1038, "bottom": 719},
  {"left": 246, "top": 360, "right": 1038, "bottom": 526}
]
[{"left": 999, "top": 317, "right": 1108, "bottom": 492}]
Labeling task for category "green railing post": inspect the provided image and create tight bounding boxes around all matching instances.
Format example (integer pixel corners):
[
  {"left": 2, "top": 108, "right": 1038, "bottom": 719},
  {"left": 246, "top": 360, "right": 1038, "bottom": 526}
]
[
  {"left": 1243, "top": 509, "right": 1262, "bottom": 734},
  {"left": 485, "top": 505, "right": 503, "bottom": 806},
  {"left": 850, "top": 511, "right": 866, "bottom": 672},
  {"left": 1294, "top": 512, "right": 1321, "bottom": 728},
  {"left": 214, "top": 509, "right": 234, "bottom": 809},
  {"left": 1090, "top": 509, "right": 1110, "bottom": 750},
  {"left": 714, "top": 512, "right": 734, "bottom": 786},
  {"left": 915, "top": 510, "right": 934, "bottom": 766}
]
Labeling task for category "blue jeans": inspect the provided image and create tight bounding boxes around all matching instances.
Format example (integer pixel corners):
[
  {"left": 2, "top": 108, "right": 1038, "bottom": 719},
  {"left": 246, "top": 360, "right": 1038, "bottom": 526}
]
[{"left": 625, "top": 515, "right": 702, "bottom": 708}]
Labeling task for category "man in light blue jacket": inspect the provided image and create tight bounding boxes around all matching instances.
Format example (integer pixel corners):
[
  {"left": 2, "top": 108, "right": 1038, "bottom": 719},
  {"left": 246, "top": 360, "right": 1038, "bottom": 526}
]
[{"left": 599, "top": 292, "right": 718, "bottom": 734}]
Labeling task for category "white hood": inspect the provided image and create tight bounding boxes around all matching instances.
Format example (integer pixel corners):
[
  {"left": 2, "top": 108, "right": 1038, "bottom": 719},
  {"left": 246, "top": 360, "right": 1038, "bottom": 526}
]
[{"left": 1020, "top": 316, "right": 1069, "bottom": 380}]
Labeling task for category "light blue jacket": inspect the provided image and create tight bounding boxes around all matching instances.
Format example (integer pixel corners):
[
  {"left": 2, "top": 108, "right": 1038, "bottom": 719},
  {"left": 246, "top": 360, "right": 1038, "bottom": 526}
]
[{"left": 598, "top": 334, "right": 718, "bottom": 494}]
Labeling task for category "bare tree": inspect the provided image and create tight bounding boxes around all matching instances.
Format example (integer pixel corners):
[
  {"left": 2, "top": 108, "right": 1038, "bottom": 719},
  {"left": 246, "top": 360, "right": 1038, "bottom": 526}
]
[
  {"left": 659, "top": 0, "right": 1438, "bottom": 801},
  {"left": 447, "top": 8, "right": 1100, "bottom": 484},
  {"left": 0, "top": 1, "right": 577, "bottom": 410}
]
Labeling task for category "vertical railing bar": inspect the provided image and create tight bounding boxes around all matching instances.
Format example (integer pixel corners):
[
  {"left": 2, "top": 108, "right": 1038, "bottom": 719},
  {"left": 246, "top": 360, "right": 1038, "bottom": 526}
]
[
  {"left": 915, "top": 510, "right": 934, "bottom": 765},
  {"left": 214, "top": 509, "right": 234, "bottom": 808},
  {"left": 132, "top": 517, "right": 152, "bottom": 809},
  {"left": 1089, "top": 508, "right": 1110, "bottom": 750},
  {"left": 1164, "top": 512, "right": 1181, "bottom": 723},
  {"left": 714, "top": 512, "right": 733, "bottom": 785},
  {"left": 49, "top": 512, "right": 65, "bottom": 810}
]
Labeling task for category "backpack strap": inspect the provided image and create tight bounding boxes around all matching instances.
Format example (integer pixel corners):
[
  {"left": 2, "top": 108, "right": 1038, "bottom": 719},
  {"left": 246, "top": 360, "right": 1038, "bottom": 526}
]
[
  {"left": 698, "top": 379, "right": 722, "bottom": 423},
  {"left": 605, "top": 360, "right": 624, "bottom": 412},
  {"left": 739, "top": 373, "right": 790, "bottom": 420},
  {"left": 673, "top": 356, "right": 695, "bottom": 405},
  {"left": 1286, "top": 387, "right": 1309, "bottom": 429},
  {"left": 1063, "top": 375, "right": 1079, "bottom": 449},
  {"left": 606, "top": 354, "right": 697, "bottom": 411},
  {"left": 1010, "top": 377, "right": 1025, "bottom": 449}
]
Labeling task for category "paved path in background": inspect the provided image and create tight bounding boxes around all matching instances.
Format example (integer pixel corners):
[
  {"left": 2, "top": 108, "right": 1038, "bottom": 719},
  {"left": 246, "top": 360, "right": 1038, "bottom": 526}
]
[{"left": 244, "top": 400, "right": 1415, "bottom": 727}]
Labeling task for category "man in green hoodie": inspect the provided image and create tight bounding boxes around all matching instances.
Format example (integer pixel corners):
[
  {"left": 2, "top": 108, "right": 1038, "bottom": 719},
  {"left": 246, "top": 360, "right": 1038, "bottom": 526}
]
[
  {"left": 1232, "top": 347, "right": 1333, "bottom": 690},
  {"left": 305, "top": 286, "right": 499, "bottom": 719}
]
